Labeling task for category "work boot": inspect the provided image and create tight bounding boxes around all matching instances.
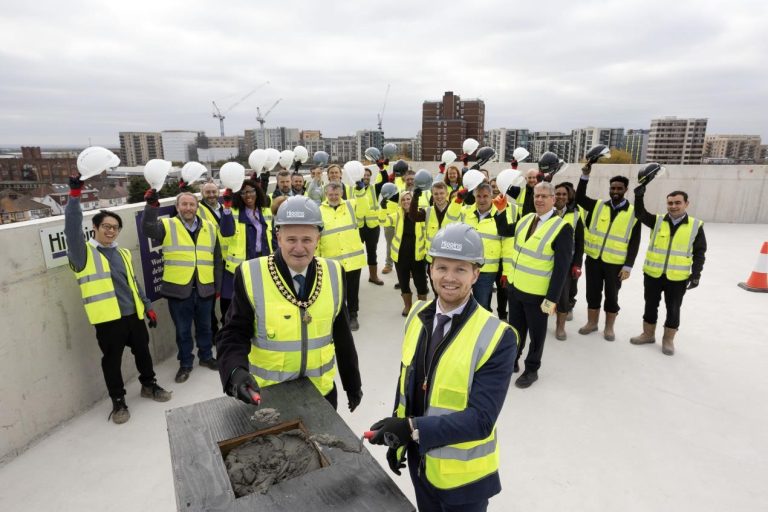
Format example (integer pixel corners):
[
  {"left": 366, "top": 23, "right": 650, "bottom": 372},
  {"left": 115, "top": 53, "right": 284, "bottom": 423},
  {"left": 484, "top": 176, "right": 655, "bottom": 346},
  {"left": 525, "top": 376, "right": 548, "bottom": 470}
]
[
  {"left": 199, "top": 358, "right": 219, "bottom": 371},
  {"left": 368, "top": 265, "right": 384, "bottom": 285},
  {"left": 349, "top": 312, "right": 359, "bottom": 331},
  {"left": 630, "top": 321, "right": 657, "bottom": 345},
  {"left": 566, "top": 311, "right": 573, "bottom": 321},
  {"left": 382, "top": 263, "right": 393, "bottom": 275},
  {"left": 578, "top": 308, "right": 600, "bottom": 335},
  {"left": 555, "top": 312, "right": 568, "bottom": 341},
  {"left": 515, "top": 370, "right": 539, "bottom": 389},
  {"left": 401, "top": 293, "right": 413, "bottom": 317},
  {"left": 175, "top": 367, "right": 192, "bottom": 383},
  {"left": 417, "top": 294, "right": 428, "bottom": 301},
  {"left": 108, "top": 398, "right": 130, "bottom": 424},
  {"left": 662, "top": 327, "right": 677, "bottom": 356},
  {"left": 141, "top": 382, "right": 172, "bottom": 402},
  {"left": 603, "top": 312, "right": 618, "bottom": 341}
]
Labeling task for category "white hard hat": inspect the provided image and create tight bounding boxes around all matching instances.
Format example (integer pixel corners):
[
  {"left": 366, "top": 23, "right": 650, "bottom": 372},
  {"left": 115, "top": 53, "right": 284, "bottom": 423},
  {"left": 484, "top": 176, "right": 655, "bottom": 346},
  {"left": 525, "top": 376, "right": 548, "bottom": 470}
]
[
  {"left": 275, "top": 196, "right": 323, "bottom": 228},
  {"left": 248, "top": 149, "right": 267, "bottom": 173},
  {"left": 441, "top": 150, "right": 457, "bottom": 166},
  {"left": 181, "top": 162, "right": 207, "bottom": 186},
  {"left": 462, "top": 169, "right": 485, "bottom": 193},
  {"left": 512, "top": 147, "right": 530, "bottom": 162},
  {"left": 278, "top": 150, "right": 295, "bottom": 169},
  {"left": 219, "top": 162, "right": 246, "bottom": 192},
  {"left": 143, "top": 159, "right": 172, "bottom": 191},
  {"left": 496, "top": 169, "right": 524, "bottom": 197},
  {"left": 293, "top": 145, "right": 309, "bottom": 163},
  {"left": 342, "top": 160, "right": 365, "bottom": 185},
  {"left": 77, "top": 146, "right": 120, "bottom": 180},
  {"left": 264, "top": 148, "right": 281, "bottom": 171},
  {"left": 462, "top": 138, "right": 479, "bottom": 155}
]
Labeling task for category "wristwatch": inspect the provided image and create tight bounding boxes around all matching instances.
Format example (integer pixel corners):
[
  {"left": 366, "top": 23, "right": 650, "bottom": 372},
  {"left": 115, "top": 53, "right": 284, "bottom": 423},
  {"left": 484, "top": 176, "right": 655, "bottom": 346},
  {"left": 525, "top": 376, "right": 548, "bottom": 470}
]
[{"left": 408, "top": 417, "right": 419, "bottom": 443}]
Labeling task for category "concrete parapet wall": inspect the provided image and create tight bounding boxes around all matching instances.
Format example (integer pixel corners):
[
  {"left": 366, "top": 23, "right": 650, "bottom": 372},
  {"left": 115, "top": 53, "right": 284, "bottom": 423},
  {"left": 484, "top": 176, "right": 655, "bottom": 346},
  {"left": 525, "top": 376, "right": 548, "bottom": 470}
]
[{"left": 0, "top": 198, "right": 179, "bottom": 464}]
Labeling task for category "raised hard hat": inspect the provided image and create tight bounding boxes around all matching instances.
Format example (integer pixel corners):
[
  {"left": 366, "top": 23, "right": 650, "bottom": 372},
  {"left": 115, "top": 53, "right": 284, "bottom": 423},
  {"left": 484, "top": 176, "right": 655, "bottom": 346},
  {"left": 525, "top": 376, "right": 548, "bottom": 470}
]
[
  {"left": 585, "top": 144, "right": 611, "bottom": 164},
  {"left": 428, "top": 223, "right": 484, "bottom": 265},
  {"left": 264, "top": 148, "right": 281, "bottom": 171},
  {"left": 462, "top": 169, "right": 485, "bottom": 192},
  {"left": 274, "top": 196, "right": 323, "bottom": 228},
  {"left": 143, "top": 159, "right": 172, "bottom": 190},
  {"left": 293, "top": 145, "right": 309, "bottom": 163},
  {"left": 392, "top": 159, "right": 409, "bottom": 176},
  {"left": 364, "top": 147, "right": 381, "bottom": 162},
  {"left": 512, "top": 147, "right": 529, "bottom": 162},
  {"left": 382, "top": 143, "right": 397, "bottom": 159},
  {"left": 219, "top": 162, "right": 246, "bottom": 192},
  {"left": 313, "top": 150, "right": 330, "bottom": 167},
  {"left": 181, "top": 161, "right": 207, "bottom": 185},
  {"left": 248, "top": 149, "right": 267, "bottom": 173},
  {"left": 496, "top": 169, "right": 524, "bottom": 196},
  {"left": 462, "top": 138, "right": 479, "bottom": 155},
  {"left": 77, "top": 146, "right": 120, "bottom": 180},
  {"left": 414, "top": 169, "right": 433, "bottom": 191},
  {"left": 278, "top": 149, "right": 295, "bottom": 169},
  {"left": 342, "top": 160, "right": 365, "bottom": 185},
  {"left": 379, "top": 182, "right": 399, "bottom": 201},
  {"left": 538, "top": 151, "right": 561, "bottom": 173},
  {"left": 638, "top": 162, "right": 665, "bottom": 185},
  {"left": 441, "top": 150, "right": 457, "bottom": 166},
  {"left": 474, "top": 146, "right": 496, "bottom": 166}
]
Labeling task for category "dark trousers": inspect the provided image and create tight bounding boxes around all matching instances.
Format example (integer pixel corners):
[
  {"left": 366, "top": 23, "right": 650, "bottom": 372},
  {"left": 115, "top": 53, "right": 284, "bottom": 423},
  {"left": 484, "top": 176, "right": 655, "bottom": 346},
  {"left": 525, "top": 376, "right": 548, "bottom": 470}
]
[
  {"left": 557, "top": 274, "right": 578, "bottom": 313},
  {"left": 396, "top": 258, "right": 429, "bottom": 295},
  {"left": 342, "top": 268, "right": 361, "bottom": 314},
  {"left": 94, "top": 314, "right": 156, "bottom": 399},
  {"left": 495, "top": 270, "right": 507, "bottom": 318},
  {"left": 211, "top": 296, "right": 219, "bottom": 336},
  {"left": 472, "top": 272, "right": 496, "bottom": 311},
  {"left": 643, "top": 274, "right": 688, "bottom": 329},
  {"left": 407, "top": 445, "right": 488, "bottom": 512},
  {"left": 167, "top": 290, "right": 214, "bottom": 368},
  {"left": 359, "top": 225, "right": 380, "bottom": 266},
  {"left": 569, "top": 275, "right": 579, "bottom": 310},
  {"left": 585, "top": 257, "right": 624, "bottom": 313},
  {"left": 507, "top": 290, "right": 549, "bottom": 372}
]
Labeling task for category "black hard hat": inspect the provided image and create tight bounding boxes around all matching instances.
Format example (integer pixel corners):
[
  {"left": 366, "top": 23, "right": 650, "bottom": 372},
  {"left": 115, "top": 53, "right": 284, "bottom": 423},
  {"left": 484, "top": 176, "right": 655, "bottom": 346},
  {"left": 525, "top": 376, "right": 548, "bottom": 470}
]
[
  {"left": 585, "top": 144, "right": 610, "bottom": 164},
  {"left": 475, "top": 146, "right": 495, "bottom": 165},
  {"left": 538, "top": 151, "right": 561, "bottom": 173},
  {"left": 392, "top": 160, "right": 409, "bottom": 176},
  {"left": 638, "top": 162, "right": 663, "bottom": 185}
]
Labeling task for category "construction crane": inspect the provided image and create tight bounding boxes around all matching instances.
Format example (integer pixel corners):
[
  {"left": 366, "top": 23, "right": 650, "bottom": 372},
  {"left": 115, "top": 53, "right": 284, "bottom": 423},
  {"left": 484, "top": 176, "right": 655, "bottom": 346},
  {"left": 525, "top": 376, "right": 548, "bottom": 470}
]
[
  {"left": 377, "top": 84, "right": 390, "bottom": 131},
  {"left": 212, "top": 81, "right": 269, "bottom": 136},
  {"left": 256, "top": 99, "right": 283, "bottom": 130}
]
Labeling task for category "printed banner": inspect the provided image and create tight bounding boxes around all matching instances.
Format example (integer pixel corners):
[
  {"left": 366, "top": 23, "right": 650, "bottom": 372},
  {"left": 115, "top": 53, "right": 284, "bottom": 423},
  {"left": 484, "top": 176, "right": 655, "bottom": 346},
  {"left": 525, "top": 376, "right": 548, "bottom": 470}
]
[{"left": 135, "top": 205, "right": 177, "bottom": 303}]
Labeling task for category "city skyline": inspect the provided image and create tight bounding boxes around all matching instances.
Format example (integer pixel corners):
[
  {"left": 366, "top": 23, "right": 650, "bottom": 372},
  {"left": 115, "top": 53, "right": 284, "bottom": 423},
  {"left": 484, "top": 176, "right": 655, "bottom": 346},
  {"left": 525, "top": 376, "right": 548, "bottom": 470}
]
[{"left": 1, "top": 0, "right": 767, "bottom": 146}]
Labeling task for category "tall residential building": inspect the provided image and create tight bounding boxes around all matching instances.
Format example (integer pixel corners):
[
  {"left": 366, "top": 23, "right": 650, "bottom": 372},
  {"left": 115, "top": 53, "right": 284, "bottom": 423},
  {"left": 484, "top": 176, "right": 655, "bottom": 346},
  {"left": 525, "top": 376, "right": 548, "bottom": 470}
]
[
  {"left": 161, "top": 130, "right": 204, "bottom": 163},
  {"left": 119, "top": 132, "right": 163, "bottom": 167},
  {"left": 329, "top": 136, "right": 357, "bottom": 163},
  {"left": 702, "top": 135, "right": 762, "bottom": 164},
  {"left": 570, "top": 127, "right": 624, "bottom": 163},
  {"left": 421, "top": 91, "right": 485, "bottom": 161},
  {"left": 300, "top": 130, "right": 322, "bottom": 142},
  {"left": 250, "top": 127, "right": 300, "bottom": 151},
  {"left": 530, "top": 132, "right": 572, "bottom": 162},
  {"left": 647, "top": 117, "right": 707, "bottom": 164},
  {"left": 487, "top": 129, "right": 531, "bottom": 162},
  {"left": 355, "top": 130, "right": 385, "bottom": 161},
  {"left": 624, "top": 129, "right": 650, "bottom": 164}
]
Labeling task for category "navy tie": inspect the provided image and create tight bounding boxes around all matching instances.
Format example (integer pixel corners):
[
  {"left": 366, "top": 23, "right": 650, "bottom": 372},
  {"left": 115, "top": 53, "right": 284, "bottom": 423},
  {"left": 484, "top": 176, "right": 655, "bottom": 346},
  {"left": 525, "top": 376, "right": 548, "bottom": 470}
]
[
  {"left": 293, "top": 274, "right": 305, "bottom": 297},
  {"left": 428, "top": 314, "right": 453, "bottom": 363}
]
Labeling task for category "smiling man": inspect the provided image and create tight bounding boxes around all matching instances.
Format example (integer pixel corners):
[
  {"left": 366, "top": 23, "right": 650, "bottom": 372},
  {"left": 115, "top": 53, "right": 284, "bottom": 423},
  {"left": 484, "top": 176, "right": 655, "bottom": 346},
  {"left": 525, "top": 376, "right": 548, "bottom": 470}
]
[
  {"left": 368, "top": 223, "right": 517, "bottom": 512},
  {"left": 216, "top": 196, "right": 363, "bottom": 413}
]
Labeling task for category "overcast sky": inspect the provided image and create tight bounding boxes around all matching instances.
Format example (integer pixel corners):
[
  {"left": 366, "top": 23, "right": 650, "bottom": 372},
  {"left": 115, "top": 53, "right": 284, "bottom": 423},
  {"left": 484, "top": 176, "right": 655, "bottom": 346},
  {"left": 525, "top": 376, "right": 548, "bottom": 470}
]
[{"left": 1, "top": 0, "right": 766, "bottom": 147}]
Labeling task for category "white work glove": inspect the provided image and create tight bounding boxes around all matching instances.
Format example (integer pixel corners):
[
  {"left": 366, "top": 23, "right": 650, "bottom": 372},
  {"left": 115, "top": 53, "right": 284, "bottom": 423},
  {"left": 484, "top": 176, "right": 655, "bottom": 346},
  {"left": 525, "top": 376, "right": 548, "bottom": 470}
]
[{"left": 540, "top": 299, "right": 557, "bottom": 315}]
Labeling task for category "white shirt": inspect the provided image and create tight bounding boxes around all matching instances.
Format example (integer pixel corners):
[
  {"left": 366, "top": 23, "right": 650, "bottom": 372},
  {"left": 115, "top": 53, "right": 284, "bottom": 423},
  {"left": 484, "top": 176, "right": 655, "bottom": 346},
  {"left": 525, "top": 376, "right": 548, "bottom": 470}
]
[
  {"left": 433, "top": 297, "right": 470, "bottom": 338},
  {"left": 530, "top": 209, "right": 556, "bottom": 234}
]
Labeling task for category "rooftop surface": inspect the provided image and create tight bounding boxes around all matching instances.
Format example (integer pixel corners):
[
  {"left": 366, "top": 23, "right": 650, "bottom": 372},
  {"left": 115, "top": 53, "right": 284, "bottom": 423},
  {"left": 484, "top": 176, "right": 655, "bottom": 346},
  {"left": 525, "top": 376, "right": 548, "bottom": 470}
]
[{"left": 0, "top": 222, "right": 767, "bottom": 511}]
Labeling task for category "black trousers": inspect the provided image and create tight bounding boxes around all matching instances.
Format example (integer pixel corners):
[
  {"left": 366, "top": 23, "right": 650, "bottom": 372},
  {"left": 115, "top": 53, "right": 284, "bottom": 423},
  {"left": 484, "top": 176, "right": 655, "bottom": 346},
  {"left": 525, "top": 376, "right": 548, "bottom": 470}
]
[
  {"left": 396, "top": 258, "right": 429, "bottom": 295},
  {"left": 585, "top": 257, "right": 624, "bottom": 313},
  {"left": 359, "top": 225, "right": 380, "bottom": 266},
  {"left": 569, "top": 275, "right": 579, "bottom": 310},
  {"left": 495, "top": 269, "right": 507, "bottom": 317},
  {"left": 507, "top": 290, "right": 549, "bottom": 372},
  {"left": 557, "top": 274, "right": 579, "bottom": 313},
  {"left": 643, "top": 274, "right": 688, "bottom": 329},
  {"left": 211, "top": 296, "right": 219, "bottom": 336},
  {"left": 94, "top": 314, "right": 156, "bottom": 399},
  {"left": 343, "top": 268, "right": 361, "bottom": 314}
]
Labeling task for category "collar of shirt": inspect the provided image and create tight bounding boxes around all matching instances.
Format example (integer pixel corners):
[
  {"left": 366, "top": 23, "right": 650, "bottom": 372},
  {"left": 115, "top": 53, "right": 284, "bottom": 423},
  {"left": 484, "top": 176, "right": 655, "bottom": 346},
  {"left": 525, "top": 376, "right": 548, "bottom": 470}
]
[
  {"left": 608, "top": 198, "right": 628, "bottom": 210},
  {"left": 536, "top": 209, "right": 556, "bottom": 223},
  {"left": 289, "top": 268, "right": 308, "bottom": 280},
  {"left": 180, "top": 216, "right": 198, "bottom": 232},
  {"left": 666, "top": 213, "right": 688, "bottom": 226},
  {"left": 435, "top": 297, "right": 470, "bottom": 324},
  {"left": 475, "top": 208, "right": 492, "bottom": 220},
  {"left": 88, "top": 238, "right": 118, "bottom": 249}
]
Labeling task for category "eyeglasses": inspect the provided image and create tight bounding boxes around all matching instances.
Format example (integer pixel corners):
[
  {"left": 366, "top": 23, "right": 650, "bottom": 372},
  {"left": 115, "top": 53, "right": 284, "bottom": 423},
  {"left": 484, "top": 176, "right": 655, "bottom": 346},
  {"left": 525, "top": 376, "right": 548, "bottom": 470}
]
[
  {"left": 240, "top": 189, "right": 256, "bottom": 196},
  {"left": 100, "top": 224, "right": 121, "bottom": 232}
]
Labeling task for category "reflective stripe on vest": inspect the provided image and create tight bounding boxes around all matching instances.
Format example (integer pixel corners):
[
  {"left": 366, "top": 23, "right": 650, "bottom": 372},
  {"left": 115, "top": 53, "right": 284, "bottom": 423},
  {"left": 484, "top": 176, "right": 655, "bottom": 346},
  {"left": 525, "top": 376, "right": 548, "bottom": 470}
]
[
  {"left": 396, "top": 300, "right": 511, "bottom": 489},
  {"left": 161, "top": 217, "right": 216, "bottom": 284},
  {"left": 74, "top": 244, "right": 145, "bottom": 324},
  {"left": 462, "top": 206, "right": 503, "bottom": 271},
  {"left": 242, "top": 257, "right": 343, "bottom": 395},
  {"left": 390, "top": 209, "right": 426, "bottom": 263},
  {"left": 584, "top": 202, "right": 636, "bottom": 264},
  {"left": 223, "top": 207, "right": 273, "bottom": 273},
  {"left": 643, "top": 216, "right": 702, "bottom": 281},
  {"left": 507, "top": 213, "right": 566, "bottom": 295},
  {"left": 319, "top": 200, "right": 367, "bottom": 271}
]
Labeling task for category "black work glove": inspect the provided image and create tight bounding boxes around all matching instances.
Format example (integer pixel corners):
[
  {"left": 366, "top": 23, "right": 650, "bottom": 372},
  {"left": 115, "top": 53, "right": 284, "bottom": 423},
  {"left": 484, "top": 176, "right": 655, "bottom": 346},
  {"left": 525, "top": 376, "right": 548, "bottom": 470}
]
[
  {"left": 413, "top": 188, "right": 422, "bottom": 200},
  {"left": 369, "top": 417, "right": 411, "bottom": 448},
  {"left": 460, "top": 153, "right": 469, "bottom": 166},
  {"left": 69, "top": 174, "right": 84, "bottom": 190},
  {"left": 506, "top": 185, "right": 521, "bottom": 198},
  {"left": 391, "top": 193, "right": 399, "bottom": 204},
  {"left": 386, "top": 447, "right": 406, "bottom": 476},
  {"left": 355, "top": 180, "right": 365, "bottom": 190},
  {"left": 229, "top": 367, "right": 261, "bottom": 405},
  {"left": 347, "top": 389, "right": 363, "bottom": 412},
  {"left": 687, "top": 277, "right": 700, "bottom": 290},
  {"left": 258, "top": 171, "right": 270, "bottom": 190},
  {"left": 634, "top": 184, "right": 646, "bottom": 197},
  {"left": 463, "top": 190, "right": 476, "bottom": 206},
  {"left": 376, "top": 159, "right": 386, "bottom": 170},
  {"left": 144, "top": 188, "right": 160, "bottom": 207},
  {"left": 581, "top": 161, "right": 593, "bottom": 175},
  {"left": 293, "top": 160, "right": 302, "bottom": 173},
  {"left": 380, "top": 198, "right": 388, "bottom": 209},
  {"left": 542, "top": 172, "right": 554, "bottom": 183}
]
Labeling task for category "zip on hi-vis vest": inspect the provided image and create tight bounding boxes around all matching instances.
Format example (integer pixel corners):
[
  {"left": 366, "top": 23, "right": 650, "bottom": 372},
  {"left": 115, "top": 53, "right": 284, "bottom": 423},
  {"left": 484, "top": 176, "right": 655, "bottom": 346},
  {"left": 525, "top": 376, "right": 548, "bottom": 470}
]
[{"left": 266, "top": 255, "right": 324, "bottom": 324}]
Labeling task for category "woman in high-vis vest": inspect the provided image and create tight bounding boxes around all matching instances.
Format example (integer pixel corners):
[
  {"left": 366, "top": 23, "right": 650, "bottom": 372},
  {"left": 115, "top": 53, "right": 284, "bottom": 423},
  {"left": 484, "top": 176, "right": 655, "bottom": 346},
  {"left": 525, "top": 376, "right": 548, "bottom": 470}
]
[
  {"left": 357, "top": 167, "right": 389, "bottom": 286},
  {"left": 219, "top": 179, "right": 273, "bottom": 319},
  {"left": 368, "top": 223, "right": 517, "bottom": 512},
  {"left": 444, "top": 165, "right": 462, "bottom": 196},
  {"left": 380, "top": 191, "right": 429, "bottom": 316},
  {"left": 66, "top": 176, "right": 171, "bottom": 425}
]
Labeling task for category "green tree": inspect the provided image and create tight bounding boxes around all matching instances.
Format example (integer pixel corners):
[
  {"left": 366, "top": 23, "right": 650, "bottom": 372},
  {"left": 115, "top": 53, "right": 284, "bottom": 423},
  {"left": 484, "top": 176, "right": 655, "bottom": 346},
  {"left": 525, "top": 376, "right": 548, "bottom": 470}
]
[
  {"left": 127, "top": 176, "right": 193, "bottom": 203},
  {"left": 606, "top": 148, "right": 632, "bottom": 164}
]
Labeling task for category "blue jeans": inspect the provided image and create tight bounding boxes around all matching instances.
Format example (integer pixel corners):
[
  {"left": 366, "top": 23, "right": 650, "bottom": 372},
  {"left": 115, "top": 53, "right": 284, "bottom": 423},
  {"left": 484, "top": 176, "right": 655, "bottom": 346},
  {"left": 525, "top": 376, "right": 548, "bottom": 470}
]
[
  {"left": 167, "top": 290, "right": 214, "bottom": 368},
  {"left": 472, "top": 272, "right": 496, "bottom": 312}
]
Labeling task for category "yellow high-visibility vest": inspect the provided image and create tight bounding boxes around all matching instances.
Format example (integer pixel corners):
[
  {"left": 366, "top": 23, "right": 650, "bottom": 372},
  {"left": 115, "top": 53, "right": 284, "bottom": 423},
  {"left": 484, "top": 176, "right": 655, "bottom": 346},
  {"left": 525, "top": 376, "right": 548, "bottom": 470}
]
[
  {"left": 197, "top": 203, "right": 229, "bottom": 261},
  {"left": 241, "top": 257, "right": 343, "bottom": 395},
  {"left": 73, "top": 244, "right": 145, "bottom": 324},
  {"left": 423, "top": 204, "right": 450, "bottom": 262},
  {"left": 395, "top": 300, "right": 510, "bottom": 490},
  {"left": 354, "top": 183, "right": 380, "bottom": 229},
  {"left": 643, "top": 215, "right": 703, "bottom": 281},
  {"left": 458, "top": 205, "right": 504, "bottom": 273},
  {"left": 506, "top": 213, "right": 567, "bottom": 295},
  {"left": 380, "top": 207, "right": 426, "bottom": 262},
  {"left": 317, "top": 200, "right": 366, "bottom": 272},
  {"left": 160, "top": 216, "right": 216, "bottom": 285},
  {"left": 584, "top": 202, "right": 637, "bottom": 265},
  {"left": 222, "top": 207, "right": 273, "bottom": 274}
]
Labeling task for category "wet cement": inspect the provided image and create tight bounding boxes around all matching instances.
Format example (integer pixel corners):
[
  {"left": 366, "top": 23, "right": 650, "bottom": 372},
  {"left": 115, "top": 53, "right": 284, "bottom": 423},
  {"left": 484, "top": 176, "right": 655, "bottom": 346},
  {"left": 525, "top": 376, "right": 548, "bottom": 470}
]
[
  {"left": 225, "top": 429, "right": 323, "bottom": 497},
  {"left": 310, "top": 433, "right": 363, "bottom": 453},
  {"left": 249, "top": 408, "right": 281, "bottom": 426}
]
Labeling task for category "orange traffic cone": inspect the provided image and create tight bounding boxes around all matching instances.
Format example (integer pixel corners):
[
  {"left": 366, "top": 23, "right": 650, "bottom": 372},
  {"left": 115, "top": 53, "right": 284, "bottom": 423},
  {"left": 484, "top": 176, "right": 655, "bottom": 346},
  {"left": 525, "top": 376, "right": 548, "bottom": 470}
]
[{"left": 738, "top": 241, "right": 768, "bottom": 293}]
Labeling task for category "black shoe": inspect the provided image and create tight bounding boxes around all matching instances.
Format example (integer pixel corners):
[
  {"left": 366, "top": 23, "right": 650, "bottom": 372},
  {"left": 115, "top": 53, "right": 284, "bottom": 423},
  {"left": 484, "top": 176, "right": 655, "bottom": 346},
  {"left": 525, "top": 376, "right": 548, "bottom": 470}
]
[
  {"left": 349, "top": 313, "right": 359, "bottom": 331},
  {"left": 199, "top": 358, "right": 219, "bottom": 371},
  {"left": 141, "top": 382, "right": 172, "bottom": 402},
  {"left": 175, "top": 367, "right": 192, "bottom": 383},
  {"left": 513, "top": 361, "right": 520, "bottom": 373},
  {"left": 394, "top": 283, "right": 401, "bottom": 290},
  {"left": 108, "top": 398, "right": 130, "bottom": 424},
  {"left": 515, "top": 371, "right": 538, "bottom": 389}
]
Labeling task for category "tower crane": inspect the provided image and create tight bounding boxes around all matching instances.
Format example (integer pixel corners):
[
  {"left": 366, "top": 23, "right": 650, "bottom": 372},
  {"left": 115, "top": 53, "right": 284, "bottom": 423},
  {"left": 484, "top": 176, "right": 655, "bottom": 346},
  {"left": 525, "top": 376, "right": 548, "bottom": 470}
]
[
  {"left": 256, "top": 99, "right": 283, "bottom": 130},
  {"left": 212, "top": 81, "right": 269, "bottom": 136},
  {"left": 377, "top": 84, "right": 390, "bottom": 131}
]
